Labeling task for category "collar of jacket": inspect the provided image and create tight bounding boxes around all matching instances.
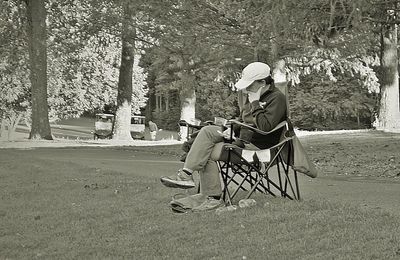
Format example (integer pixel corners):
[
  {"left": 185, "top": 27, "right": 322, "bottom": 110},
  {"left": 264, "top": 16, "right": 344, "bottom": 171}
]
[{"left": 260, "top": 84, "right": 276, "bottom": 99}]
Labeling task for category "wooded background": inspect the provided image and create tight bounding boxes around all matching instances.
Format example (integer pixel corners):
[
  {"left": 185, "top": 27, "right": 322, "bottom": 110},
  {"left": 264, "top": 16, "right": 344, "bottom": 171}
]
[{"left": 1, "top": 0, "right": 400, "bottom": 140}]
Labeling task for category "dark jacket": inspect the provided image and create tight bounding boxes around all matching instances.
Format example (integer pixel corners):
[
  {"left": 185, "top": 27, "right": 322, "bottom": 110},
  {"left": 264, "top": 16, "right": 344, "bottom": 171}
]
[{"left": 237, "top": 85, "right": 287, "bottom": 149}]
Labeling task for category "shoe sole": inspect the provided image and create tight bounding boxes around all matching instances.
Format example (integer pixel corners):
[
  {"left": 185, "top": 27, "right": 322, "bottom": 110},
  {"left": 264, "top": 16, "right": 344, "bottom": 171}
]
[
  {"left": 160, "top": 178, "right": 195, "bottom": 189},
  {"left": 171, "top": 204, "right": 189, "bottom": 213}
]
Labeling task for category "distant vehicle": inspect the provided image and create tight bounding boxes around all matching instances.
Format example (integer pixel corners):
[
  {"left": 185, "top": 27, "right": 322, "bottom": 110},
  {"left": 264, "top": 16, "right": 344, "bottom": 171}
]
[
  {"left": 93, "top": 114, "right": 145, "bottom": 140},
  {"left": 130, "top": 115, "right": 145, "bottom": 140},
  {"left": 94, "top": 113, "right": 114, "bottom": 139}
]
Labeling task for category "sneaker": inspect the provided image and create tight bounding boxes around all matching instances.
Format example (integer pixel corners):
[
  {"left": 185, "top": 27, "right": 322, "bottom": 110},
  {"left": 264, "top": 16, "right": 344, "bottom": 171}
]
[
  {"left": 160, "top": 169, "right": 195, "bottom": 189},
  {"left": 192, "top": 197, "right": 224, "bottom": 212}
]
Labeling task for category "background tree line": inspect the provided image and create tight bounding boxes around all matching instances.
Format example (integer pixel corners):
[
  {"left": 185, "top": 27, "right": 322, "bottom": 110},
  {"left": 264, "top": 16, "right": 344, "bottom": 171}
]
[{"left": 1, "top": 0, "right": 399, "bottom": 140}]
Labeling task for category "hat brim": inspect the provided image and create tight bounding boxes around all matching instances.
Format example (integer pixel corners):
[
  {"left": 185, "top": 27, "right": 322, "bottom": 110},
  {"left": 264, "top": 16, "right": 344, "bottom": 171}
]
[{"left": 235, "top": 78, "right": 254, "bottom": 90}]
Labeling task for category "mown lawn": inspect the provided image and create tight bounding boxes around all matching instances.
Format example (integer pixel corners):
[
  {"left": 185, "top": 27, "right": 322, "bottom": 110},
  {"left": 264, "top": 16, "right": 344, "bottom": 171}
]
[
  {"left": 1, "top": 143, "right": 400, "bottom": 259},
  {"left": 302, "top": 131, "right": 400, "bottom": 178}
]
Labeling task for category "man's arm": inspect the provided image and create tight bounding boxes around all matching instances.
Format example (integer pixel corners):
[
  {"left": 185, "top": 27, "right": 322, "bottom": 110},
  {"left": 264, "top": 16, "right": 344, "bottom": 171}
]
[{"left": 250, "top": 93, "right": 287, "bottom": 132}]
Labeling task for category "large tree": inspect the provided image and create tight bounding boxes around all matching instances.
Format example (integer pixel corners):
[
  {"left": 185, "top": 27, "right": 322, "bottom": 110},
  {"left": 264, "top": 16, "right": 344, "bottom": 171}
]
[
  {"left": 373, "top": 0, "right": 400, "bottom": 131},
  {"left": 47, "top": 0, "right": 148, "bottom": 121},
  {"left": 112, "top": 1, "right": 136, "bottom": 141},
  {"left": 26, "top": 0, "right": 52, "bottom": 139},
  {"left": 378, "top": 25, "right": 400, "bottom": 131},
  {"left": 86, "top": 0, "right": 154, "bottom": 140}
]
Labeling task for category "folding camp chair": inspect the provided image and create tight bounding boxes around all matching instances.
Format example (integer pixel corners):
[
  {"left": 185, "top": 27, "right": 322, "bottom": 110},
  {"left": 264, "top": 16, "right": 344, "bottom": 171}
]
[
  {"left": 208, "top": 119, "right": 304, "bottom": 205},
  {"left": 177, "top": 87, "right": 317, "bottom": 207}
]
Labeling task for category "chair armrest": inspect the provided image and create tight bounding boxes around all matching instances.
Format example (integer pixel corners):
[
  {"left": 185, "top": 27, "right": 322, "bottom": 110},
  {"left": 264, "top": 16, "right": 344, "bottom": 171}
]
[
  {"left": 228, "top": 119, "right": 288, "bottom": 136},
  {"left": 178, "top": 120, "right": 189, "bottom": 127},
  {"left": 178, "top": 120, "right": 203, "bottom": 129}
]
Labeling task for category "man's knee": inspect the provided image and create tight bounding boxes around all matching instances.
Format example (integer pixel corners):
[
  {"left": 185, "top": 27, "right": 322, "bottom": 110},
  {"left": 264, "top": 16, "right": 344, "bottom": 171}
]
[
  {"left": 200, "top": 125, "right": 213, "bottom": 133},
  {"left": 199, "top": 125, "right": 220, "bottom": 139}
]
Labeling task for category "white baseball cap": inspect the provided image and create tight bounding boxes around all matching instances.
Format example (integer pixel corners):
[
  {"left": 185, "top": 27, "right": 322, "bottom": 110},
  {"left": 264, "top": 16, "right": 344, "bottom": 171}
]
[{"left": 235, "top": 62, "right": 271, "bottom": 90}]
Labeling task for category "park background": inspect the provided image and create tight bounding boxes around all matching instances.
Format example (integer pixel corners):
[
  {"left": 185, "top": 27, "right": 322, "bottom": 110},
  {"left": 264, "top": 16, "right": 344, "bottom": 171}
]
[
  {"left": 1, "top": 0, "right": 400, "bottom": 141},
  {"left": 1, "top": 1, "right": 400, "bottom": 259}
]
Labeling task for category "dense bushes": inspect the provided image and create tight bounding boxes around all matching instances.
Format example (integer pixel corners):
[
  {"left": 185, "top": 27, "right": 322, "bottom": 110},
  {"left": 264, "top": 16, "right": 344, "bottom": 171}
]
[
  {"left": 195, "top": 82, "right": 239, "bottom": 123},
  {"left": 289, "top": 74, "right": 377, "bottom": 130},
  {"left": 151, "top": 108, "right": 181, "bottom": 131}
]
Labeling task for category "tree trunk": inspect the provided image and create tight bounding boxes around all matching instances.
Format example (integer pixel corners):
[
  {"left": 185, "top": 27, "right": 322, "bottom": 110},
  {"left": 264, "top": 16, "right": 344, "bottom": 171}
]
[
  {"left": 377, "top": 25, "right": 400, "bottom": 132},
  {"left": 165, "top": 96, "right": 169, "bottom": 111},
  {"left": 0, "top": 116, "right": 7, "bottom": 140},
  {"left": 27, "top": 0, "right": 52, "bottom": 140},
  {"left": 155, "top": 94, "right": 160, "bottom": 112},
  {"left": 273, "top": 59, "right": 289, "bottom": 117},
  {"left": 113, "top": 2, "right": 136, "bottom": 141},
  {"left": 270, "top": 18, "right": 279, "bottom": 63},
  {"left": 179, "top": 80, "right": 196, "bottom": 141}
]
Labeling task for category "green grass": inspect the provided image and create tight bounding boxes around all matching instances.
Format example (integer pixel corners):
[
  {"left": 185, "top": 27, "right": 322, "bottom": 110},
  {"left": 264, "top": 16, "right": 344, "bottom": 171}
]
[
  {"left": 1, "top": 148, "right": 400, "bottom": 259},
  {"left": 302, "top": 131, "right": 400, "bottom": 178}
]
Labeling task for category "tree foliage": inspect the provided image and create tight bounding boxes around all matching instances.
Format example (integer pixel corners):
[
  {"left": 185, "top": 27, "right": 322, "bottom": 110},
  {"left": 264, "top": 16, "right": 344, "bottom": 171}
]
[
  {"left": 1, "top": 0, "right": 148, "bottom": 138},
  {"left": 142, "top": 0, "right": 383, "bottom": 130},
  {"left": 1, "top": 0, "right": 399, "bottom": 136},
  {"left": 290, "top": 73, "right": 377, "bottom": 130},
  {"left": 0, "top": 1, "right": 31, "bottom": 139}
]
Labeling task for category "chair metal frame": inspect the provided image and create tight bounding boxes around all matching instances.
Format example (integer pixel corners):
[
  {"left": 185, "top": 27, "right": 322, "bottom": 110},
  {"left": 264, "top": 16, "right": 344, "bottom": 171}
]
[
  {"left": 178, "top": 118, "right": 301, "bottom": 205},
  {"left": 217, "top": 120, "right": 301, "bottom": 205}
]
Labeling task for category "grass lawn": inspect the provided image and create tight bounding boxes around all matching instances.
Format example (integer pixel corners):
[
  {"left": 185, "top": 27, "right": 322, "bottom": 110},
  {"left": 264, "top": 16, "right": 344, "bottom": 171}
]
[
  {"left": 301, "top": 131, "right": 400, "bottom": 179},
  {"left": 1, "top": 143, "right": 400, "bottom": 259}
]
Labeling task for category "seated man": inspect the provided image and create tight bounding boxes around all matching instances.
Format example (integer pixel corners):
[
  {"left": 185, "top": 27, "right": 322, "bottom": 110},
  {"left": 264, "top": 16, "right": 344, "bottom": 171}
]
[{"left": 160, "top": 62, "right": 287, "bottom": 211}]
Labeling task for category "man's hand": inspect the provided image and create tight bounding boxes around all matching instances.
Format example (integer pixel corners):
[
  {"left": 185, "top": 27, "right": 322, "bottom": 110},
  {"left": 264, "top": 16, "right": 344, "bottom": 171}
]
[
  {"left": 247, "top": 87, "right": 263, "bottom": 103},
  {"left": 217, "top": 128, "right": 236, "bottom": 140}
]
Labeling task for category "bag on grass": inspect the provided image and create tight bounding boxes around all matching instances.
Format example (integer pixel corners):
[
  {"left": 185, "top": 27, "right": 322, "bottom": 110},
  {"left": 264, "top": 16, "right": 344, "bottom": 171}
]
[
  {"left": 291, "top": 135, "right": 318, "bottom": 178},
  {"left": 284, "top": 119, "right": 318, "bottom": 178}
]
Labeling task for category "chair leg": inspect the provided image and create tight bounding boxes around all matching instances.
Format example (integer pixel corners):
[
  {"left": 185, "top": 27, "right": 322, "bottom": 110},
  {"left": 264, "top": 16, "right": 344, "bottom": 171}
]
[
  {"left": 222, "top": 149, "right": 234, "bottom": 205},
  {"left": 285, "top": 141, "right": 301, "bottom": 200},
  {"left": 276, "top": 158, "right": 284, "bottom": 197},
  {"left": 294, "top": 170, "right": 300, "bottom": 200}
]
